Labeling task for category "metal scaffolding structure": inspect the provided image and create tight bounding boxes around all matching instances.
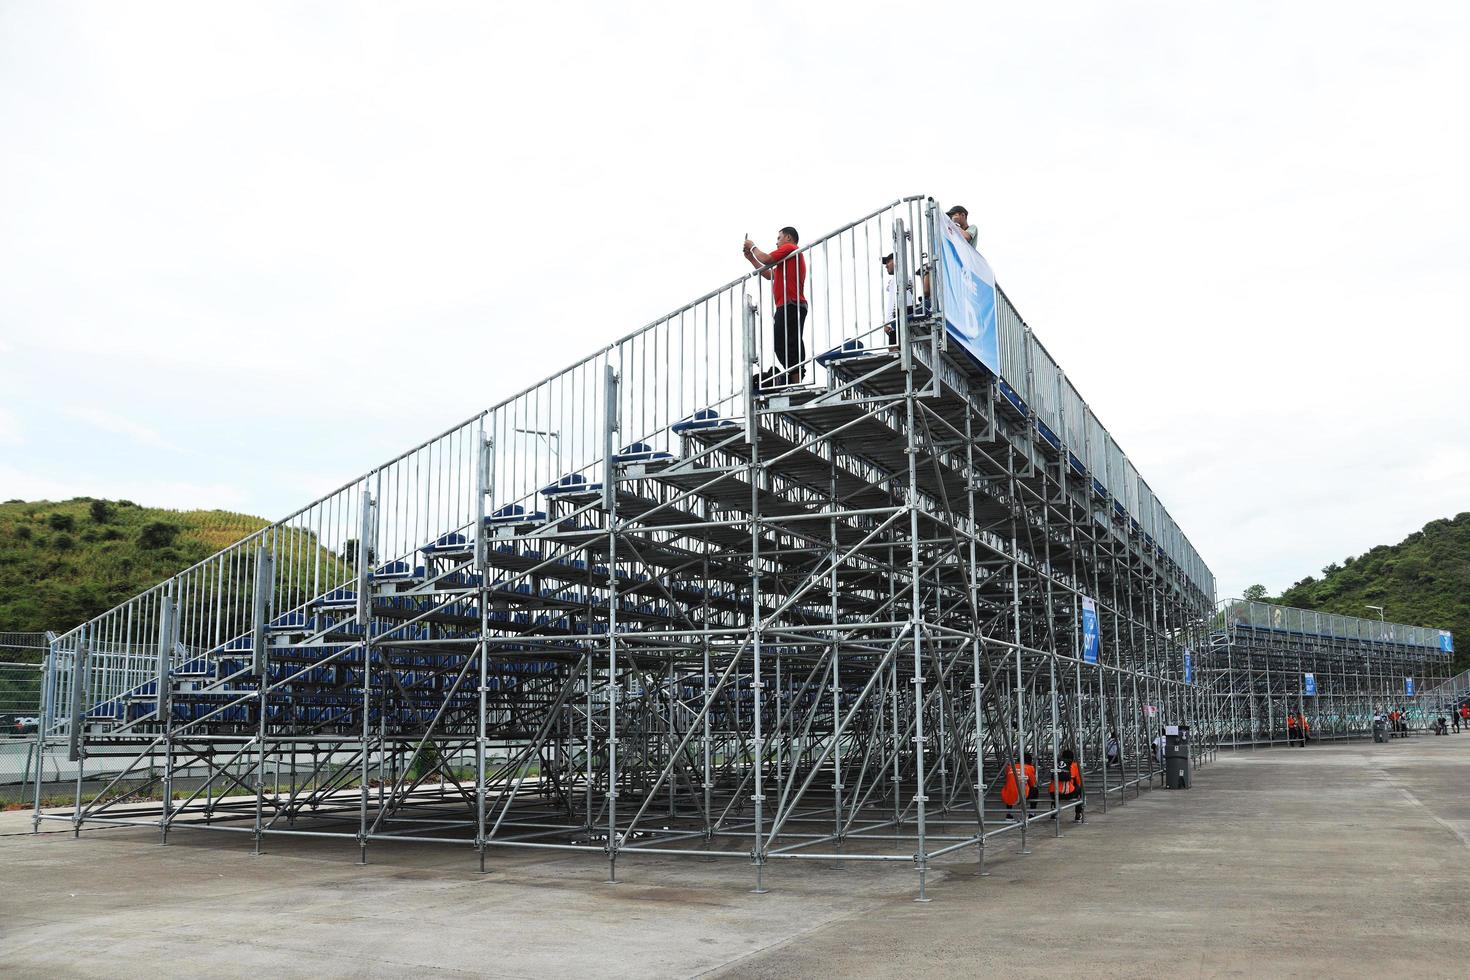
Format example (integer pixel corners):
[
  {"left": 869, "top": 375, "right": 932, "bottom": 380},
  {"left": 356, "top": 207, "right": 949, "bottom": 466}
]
[
  {"left": 1206, "top": 600, "right": 1453, "bottom": 746},
  {"left": 27, "top": 195, "right": 1452, "bottom": 898}
]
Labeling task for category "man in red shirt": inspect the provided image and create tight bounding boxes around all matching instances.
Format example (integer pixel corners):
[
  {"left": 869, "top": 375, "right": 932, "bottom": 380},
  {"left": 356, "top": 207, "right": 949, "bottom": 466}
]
[{"left": 743, "top": 226, "right": 807, "bottom": 388}]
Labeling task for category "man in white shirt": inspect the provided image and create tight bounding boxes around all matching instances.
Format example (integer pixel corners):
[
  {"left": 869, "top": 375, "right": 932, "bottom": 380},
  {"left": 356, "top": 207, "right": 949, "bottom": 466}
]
[{"left": 881, "top": 252, "right": 915, "bottom": 345}]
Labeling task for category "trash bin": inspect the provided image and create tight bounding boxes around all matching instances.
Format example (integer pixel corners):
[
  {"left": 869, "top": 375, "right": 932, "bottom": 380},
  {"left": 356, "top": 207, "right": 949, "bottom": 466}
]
[
  {"left": 1164, "top": 725, "right": 1191, "bottom": 789},
  {"left": 1372, "top": 719, "right": 1387, "bottom": 743}
]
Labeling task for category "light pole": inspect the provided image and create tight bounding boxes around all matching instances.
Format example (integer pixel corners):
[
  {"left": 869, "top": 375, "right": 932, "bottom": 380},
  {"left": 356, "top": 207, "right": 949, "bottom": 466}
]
[{"left": 514, "top": 427, "right": 562, "bottom": 481}]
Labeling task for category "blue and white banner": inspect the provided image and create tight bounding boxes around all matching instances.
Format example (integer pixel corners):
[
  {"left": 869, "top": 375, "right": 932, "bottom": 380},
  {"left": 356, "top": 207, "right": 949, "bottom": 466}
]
[
  {"left": 1441, "top": 631, "right": 1455, "bottom": 654},
  {"left": 1081, "top": 596, "right": 1101, "bottom": 664},
  {"left": 1183, "top": 649, "right": 1192, "bottom": 685},
  {"left": 1405, "top": 676, "right": 1415, "bottom": 696},
  {"left": 939, "top": 215, "right": 1000, "bottom": 375},
  {"left": 1303, "top": 672, "right": 1316, "bottom": 696}
]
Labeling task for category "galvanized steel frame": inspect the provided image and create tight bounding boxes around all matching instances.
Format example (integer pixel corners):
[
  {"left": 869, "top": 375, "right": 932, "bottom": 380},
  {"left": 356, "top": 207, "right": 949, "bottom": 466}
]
[{"left": 33, "top": 196, "right": 1236, "bottom": 899}]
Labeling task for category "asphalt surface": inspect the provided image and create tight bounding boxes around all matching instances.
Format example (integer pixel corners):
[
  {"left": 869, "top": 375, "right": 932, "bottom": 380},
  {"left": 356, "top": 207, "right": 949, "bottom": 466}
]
[{"left": 1, "top": 735, "right": 1465, "bottom": 978}]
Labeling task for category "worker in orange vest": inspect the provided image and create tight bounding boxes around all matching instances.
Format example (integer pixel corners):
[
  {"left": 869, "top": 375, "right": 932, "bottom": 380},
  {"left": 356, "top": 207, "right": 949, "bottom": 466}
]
[
  {"left": 1286, "top": 712, "right": 1298, "bottom": 745},
  {"left": 1298, "top": 713, "right": 1311, "bottom": 746},
  {"left": 1387, "top": 708, "right": 1401, "bottom": 737},
  {"left": 1001, "top": 753, "right": 1037, "bottom": 821},
  {"left": 1457, "top": 704, "right": 1468, "bottom": 733},
  {"left": 1045, "top": 748, "right": 1086, "bottom": 823}
]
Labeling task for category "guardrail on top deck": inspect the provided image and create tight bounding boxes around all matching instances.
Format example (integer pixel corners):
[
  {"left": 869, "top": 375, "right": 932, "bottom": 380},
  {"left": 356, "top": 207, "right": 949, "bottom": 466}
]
[
  {"left": 44, "top": 197, "right": 939, "bottom": 729},
  {"left": 1215, "top": 599, "right": 1450, "bottom": 650},
  {"left": 47, "top": 193, "right": 1226, "bottom": 733}
]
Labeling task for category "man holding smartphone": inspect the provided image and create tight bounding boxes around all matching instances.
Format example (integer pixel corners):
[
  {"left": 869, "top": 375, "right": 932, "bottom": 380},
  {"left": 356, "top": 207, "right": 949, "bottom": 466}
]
[{"left": 743, "top": 226, "right": 807, "bottom": 388}]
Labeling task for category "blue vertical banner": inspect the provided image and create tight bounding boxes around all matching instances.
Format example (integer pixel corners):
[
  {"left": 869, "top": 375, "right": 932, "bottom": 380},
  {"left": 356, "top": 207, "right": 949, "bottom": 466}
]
[
  {"left": 1081, "top": 596, "right": 1101, "bottom": 664},
  {"left": 1405, "top": 676, "right": 1415, "bottom": 696},
  {"left": 1441, "top": 631, "right": 1455, "bottom": 654},
  {"left": 1183, "top": 649, "right": 1192, "bottom": 685},
  {"left": 939, "top": 215, "right": 1000, "bottom": 374},
  {"left": 1303, "top": 672, "right": 1316, "bottom": 696}
]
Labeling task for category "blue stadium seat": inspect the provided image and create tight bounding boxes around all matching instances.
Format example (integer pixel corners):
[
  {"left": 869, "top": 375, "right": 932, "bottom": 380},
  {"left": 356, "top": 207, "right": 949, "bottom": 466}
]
[
  {"left": 614, "top": 442, "right": 674, "bottom": 464},
  {"left": 541, "top": 474, "right": 603, "bottom": 498},
  {"left": 816, "top": 339, "right": 866, "bottom": 365},
  {"left": 423, "top": 532, "right": 469, "bottom": 556},
  {"left": 997, "top": 380, "right": 1028, "bottom": 417},
  {"left": 672, "top": 409, "right": 737, "bottom": 435},
  {"left": 371, "top": 560, "right": 418, "bottom": 582},
  {"left": 318, "top": 586, "right": 358, "bottom": 608},
  {"left": 268, "top": 610, "right": 307, "bottom": 631},
  {"left": 487, "top": 505, "right": 548, "bottom": 525},
  {"left": 1035, "top": 420, "right": 1062, "bottom": 454}
]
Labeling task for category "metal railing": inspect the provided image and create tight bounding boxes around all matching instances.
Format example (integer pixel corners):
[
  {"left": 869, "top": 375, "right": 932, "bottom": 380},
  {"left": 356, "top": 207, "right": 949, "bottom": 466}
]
[
  {"left": 0, "top": 661, "right": 43, "bottom": 806},
  {"left": 1215, "top": 599, "right": 1448, "bottom": 650},
  {"left": 45, "top": 196, "right": 940, "bottom": 734},
  {"left": 1420, "top": 669, "right": 1470, "bottom": 707},
  {"left": 0, "top": 632, "right": 47, "bottom": 653},
  {"left": 46, "top": 193, "right": 1224, "bottom": 736}
]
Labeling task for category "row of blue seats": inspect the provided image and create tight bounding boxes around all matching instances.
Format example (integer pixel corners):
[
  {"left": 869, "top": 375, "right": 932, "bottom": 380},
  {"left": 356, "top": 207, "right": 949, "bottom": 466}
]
[{"left": 164, "top": 701, "right": 468, "bottom": 726}]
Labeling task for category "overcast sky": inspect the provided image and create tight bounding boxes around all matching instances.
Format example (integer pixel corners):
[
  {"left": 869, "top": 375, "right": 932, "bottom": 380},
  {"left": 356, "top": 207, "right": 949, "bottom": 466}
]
[{"left": 2, "top": 1, "right": 1466, "bottom": 606}]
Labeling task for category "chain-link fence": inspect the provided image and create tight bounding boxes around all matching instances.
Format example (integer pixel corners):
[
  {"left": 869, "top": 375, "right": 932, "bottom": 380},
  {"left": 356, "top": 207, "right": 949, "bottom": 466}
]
[{"left": 0, "top": 660, "right": 44, "bottom": 808}]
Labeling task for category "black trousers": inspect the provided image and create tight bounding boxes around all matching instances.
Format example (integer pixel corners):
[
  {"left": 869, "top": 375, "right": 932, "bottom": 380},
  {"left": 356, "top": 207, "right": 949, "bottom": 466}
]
[{"left": 772, "top": 302, "right": 808, "bottom": 371}]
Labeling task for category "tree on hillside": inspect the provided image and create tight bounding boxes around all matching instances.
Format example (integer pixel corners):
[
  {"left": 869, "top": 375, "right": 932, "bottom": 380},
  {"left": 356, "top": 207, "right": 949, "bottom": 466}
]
[
  {"left": 1278, "top": 513, "right": 1470, "bottom": 675},
  {"left": 1242, "top": 584, "right": 1268, "bottom": 602},
  {"left": 137, "top": 521, "right": 181, "bottom": 550}
]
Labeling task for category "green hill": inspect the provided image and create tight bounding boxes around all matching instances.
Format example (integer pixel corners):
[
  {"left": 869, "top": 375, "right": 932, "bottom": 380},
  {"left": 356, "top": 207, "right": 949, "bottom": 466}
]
[
  {"left": 1265, "top": 512, "right": 1469, "bottom": 675},
  {"left": 0, "top": 498, "right": 271, "bottom": 649}
]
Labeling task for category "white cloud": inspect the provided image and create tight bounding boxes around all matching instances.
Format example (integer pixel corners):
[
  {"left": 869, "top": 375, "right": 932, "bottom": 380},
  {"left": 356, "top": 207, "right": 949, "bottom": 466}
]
[
  {"left": 0, "top": 465, "right": 250, "bottom": 513},
  {"left": 63, "top": 406, "right": 178, "bottom": 452},
  {"left": 0, "top": 407, "right": 21, "bottom": 446}
]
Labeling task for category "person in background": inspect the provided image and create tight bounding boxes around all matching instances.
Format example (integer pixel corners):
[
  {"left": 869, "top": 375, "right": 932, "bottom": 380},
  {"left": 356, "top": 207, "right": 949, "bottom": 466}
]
[
  {"left": 946, "top": 204, "right": 978, "bottom": 247},
  {"left": 881, "top": 252, "right": 915, "bottom": 345},
  {"left": 1000, "top": 752, "right": 1037, "bottom": 821},
  {"left": 1152, "top": 729, "right": 1167, "bottom": 767},
  {"left": 1459, "top": 704, "right": 1469, "bottom": 732},
  {"left": 1286, "top": 711, "right": 1299, "bottom": 746},
  {"left": 1105, "top": 730, "right": 1122, "bottom": 770},
  {"left": 1045, "top": 748, "right": 1086, "bottom": 823},
  {"left": 743, "top": 227, "right": 808, "bottom": 388},
  {"left": 1298, "top": 712, "right": 1311, "bottom": 746}
]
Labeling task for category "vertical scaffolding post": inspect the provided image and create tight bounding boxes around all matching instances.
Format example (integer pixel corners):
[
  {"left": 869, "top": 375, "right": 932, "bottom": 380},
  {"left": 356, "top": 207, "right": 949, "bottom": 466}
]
[
  {"left": 963, "top": 403, "right": 989, "bottom": 874},
  {"left": 157, "top": 585, "right": 177, "bottom": 844},
  {"left": 251, "top": 542, "right": 274, "bottom": 856},
  {"left": 68, "top": 626, "right": 89, "bottom": 836},
  {"left": 747, "top": 298, "right": 768, "bottom": 895},
  {"left": 603, "top": 362, "right": 621, "bottom": 883},
  {"left": 1009, "top": 450, "right": 1030, "bottom": 855},
  {"left": 905, "top": 300, "right": 930, "bottom": 902},
  {"left": 475, "top": 430, "right": 492, "bottom": 873},
  {"left": 355, "top": 491, "right": 374, "bottom": 865}
]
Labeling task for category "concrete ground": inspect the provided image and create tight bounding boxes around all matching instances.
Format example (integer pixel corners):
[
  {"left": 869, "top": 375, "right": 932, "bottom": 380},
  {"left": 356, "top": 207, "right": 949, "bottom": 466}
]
[{"left": 1, "top": 736, "right": 1466, "bottom": 979}]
